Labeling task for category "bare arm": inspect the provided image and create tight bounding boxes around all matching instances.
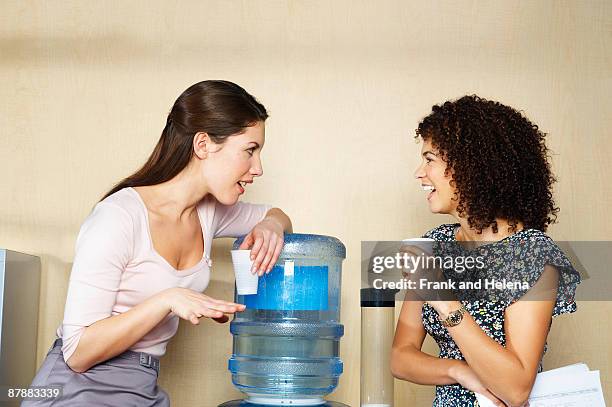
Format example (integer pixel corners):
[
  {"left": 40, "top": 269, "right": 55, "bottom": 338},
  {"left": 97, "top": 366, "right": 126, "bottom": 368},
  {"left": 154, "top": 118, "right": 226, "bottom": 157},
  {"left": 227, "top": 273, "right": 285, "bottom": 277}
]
[
  {"left": 392, "top": 298, "right": 510, "bottom": 404},
  {"left": 431, "top": 265, "right": 559, "bottom": 406},
  {"left": 264, "top": 208, "right": 293, "bottom": 233},
  {"left": 66, "top": 288, "right": 244, "bottom": 373},
  {"left": 391, "top": 299, "right": 464, "bottom": 384},
  {"left": 66, "top": 290, "right": 169, "bottom": 372}
]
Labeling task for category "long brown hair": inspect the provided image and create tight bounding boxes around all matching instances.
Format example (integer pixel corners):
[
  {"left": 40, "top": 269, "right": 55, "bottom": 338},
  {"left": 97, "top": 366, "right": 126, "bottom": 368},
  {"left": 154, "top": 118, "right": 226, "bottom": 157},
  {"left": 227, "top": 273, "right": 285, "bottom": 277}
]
[{"left": 100, "top": 80, "right": 268, "bottom": 201}]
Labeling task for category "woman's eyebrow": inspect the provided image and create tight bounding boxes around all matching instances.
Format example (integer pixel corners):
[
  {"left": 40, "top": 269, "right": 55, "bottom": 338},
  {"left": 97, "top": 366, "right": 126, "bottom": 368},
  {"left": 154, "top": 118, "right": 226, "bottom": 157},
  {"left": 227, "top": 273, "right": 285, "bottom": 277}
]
[
  {"left": 248, "top": 142, "right": 260, "bottom": 148},
  {"left": 422, "top": 150, "right": 437, "bottom": 157}
]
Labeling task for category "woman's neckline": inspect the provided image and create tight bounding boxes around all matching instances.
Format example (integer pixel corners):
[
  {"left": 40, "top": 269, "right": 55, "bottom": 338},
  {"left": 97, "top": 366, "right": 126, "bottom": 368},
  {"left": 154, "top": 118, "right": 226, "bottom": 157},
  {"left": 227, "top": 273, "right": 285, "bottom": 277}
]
[
  {"left": 128, "top": 187, "right": 208, "bottom": 276},
  {"left": 452, "top": 223, "right": 532, "bottom": 246}
]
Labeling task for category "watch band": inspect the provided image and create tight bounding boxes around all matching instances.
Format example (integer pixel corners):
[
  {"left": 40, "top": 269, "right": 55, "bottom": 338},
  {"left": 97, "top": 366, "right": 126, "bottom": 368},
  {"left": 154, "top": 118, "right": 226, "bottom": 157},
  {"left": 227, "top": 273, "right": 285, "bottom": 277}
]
[{"left": 439, "top": 305, "right": 467, "bottom": 327}]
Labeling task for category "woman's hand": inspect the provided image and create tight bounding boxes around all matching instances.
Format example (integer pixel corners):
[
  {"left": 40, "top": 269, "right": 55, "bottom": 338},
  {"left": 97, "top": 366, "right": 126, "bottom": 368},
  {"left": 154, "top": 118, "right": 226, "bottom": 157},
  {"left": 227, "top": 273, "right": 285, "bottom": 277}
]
[
  {"left": 160, "top": 287, "right": 246, "bottom": 324},
  {"left": 399, "top": 242, "right": 433, "bottom": 279},
  {"left": 399, "top": 242, "right": 454, "bottom": 303},
  {"left": 239, "top": 217, "right": 285, "bottom": 276},
  {"left": 451, "top": 362, "right": 508, "bottom": 406}
]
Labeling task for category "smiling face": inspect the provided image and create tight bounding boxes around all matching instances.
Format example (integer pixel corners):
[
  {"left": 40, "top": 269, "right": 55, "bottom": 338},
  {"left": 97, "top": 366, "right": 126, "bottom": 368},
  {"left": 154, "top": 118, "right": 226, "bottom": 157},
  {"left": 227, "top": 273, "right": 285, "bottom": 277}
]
[
  {"left": 414, "top": 138, "right": 458, "bottom": 215},
  {"left": 198, "top": 121, "right": 265, "bottom": 205}
]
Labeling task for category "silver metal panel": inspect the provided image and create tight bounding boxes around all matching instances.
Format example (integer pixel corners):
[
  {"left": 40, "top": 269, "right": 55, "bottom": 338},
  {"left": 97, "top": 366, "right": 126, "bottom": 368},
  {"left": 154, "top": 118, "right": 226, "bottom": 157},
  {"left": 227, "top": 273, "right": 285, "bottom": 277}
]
[{"left": 0, "top": 250, "right": 41, "bottom": 406}]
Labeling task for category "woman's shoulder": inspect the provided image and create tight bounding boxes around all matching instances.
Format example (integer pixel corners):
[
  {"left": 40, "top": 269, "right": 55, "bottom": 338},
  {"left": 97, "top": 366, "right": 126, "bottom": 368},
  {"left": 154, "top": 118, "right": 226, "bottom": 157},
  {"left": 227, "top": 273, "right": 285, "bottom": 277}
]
[
  {"left": 507, "top": 228, "right": 568, "bottom": 258},
  {"left": 86, "top": 187, "right": 148, "bottom": 230},
  {"left": 98, "top": 187, "right": 142, "bottom": 216},
  {"left": 422, "top": 223, "right": 459, "bottom": 241}
]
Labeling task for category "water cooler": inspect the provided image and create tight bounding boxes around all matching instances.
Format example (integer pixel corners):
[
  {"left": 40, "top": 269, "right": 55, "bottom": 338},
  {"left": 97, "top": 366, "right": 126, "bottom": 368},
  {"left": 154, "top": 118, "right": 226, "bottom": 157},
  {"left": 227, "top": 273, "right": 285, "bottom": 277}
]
[{"left": 220, "top": 234, "right": 349, "bottom": 407}]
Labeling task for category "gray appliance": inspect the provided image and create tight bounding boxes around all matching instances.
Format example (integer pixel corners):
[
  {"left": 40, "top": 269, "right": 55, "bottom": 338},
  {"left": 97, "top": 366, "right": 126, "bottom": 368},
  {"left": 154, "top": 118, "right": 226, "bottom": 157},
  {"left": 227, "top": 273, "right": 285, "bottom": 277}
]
[{"left": 0, "top": 249, "right": 41, "bottom": 406}]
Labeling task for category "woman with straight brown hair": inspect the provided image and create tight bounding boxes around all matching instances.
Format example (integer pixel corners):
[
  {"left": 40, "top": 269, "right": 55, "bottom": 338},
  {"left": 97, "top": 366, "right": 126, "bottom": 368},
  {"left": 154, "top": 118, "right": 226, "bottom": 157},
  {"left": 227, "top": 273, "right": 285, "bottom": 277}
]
[{"left": 23, "top": 80, "right": 292, "bottom": 406}]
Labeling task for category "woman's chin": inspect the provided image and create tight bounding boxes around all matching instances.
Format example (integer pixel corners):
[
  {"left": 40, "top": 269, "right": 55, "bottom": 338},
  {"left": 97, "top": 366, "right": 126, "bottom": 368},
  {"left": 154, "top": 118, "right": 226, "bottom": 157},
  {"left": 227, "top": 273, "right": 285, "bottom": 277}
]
[
  {"left": 212, "top": 192, "right": 240, "bottom": 206},
  {"left": 427, "top": 202, "right": 445, "bottom": 214}
]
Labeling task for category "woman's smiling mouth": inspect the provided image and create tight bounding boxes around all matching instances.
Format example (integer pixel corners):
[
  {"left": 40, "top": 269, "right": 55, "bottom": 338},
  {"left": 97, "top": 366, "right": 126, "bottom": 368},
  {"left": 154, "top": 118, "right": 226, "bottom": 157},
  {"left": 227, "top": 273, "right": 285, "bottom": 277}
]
[
  {"left": 422, "top": 184, "right": 436, "bottom": 200},
  {"left": 237, "top": 180, "right": 252, "bottom": 194}
]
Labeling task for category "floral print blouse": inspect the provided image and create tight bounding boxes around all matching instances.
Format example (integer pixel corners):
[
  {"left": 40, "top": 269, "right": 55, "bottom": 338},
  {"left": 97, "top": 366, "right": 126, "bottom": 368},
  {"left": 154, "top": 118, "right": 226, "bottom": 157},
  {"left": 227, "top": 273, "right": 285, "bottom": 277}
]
[{"left": 421, "top": 223, "right": 581, "bottom": 407}]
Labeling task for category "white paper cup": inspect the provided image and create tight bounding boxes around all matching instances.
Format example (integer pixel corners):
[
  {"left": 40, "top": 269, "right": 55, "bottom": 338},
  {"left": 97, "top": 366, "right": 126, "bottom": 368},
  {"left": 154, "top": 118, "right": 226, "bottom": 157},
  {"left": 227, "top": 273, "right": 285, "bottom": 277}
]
[
  {"left": 401, "top": 237, "right": 435, "bottom": 254},
  {"left": 231, "top": 250, "right": 259, "bottom": 295}
]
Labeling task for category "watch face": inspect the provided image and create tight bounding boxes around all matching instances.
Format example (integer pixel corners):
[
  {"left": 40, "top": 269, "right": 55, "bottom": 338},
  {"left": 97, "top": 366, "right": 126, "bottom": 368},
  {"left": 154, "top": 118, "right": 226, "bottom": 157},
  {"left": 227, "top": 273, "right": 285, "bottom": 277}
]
[{"left": 450, "top": 313, "right": 462, "bottom": 325}]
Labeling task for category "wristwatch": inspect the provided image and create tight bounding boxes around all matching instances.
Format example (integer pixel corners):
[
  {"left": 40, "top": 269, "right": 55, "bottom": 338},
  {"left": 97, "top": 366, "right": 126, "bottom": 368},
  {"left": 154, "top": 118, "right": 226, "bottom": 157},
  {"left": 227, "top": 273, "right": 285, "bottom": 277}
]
[{"left": 438, "top": 305, "right": 467, "bottom": 328}]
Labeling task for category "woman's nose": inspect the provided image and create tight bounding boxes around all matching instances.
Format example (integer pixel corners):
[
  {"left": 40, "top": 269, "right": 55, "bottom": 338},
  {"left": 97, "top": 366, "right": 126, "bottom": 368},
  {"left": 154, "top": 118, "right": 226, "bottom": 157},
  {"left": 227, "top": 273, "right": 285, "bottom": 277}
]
[
  {"left": 251, "top": 156, "right": 263, "bottom": 177},
  {"left": 414, "top": 162, "right": 426, "bottom": 179}
]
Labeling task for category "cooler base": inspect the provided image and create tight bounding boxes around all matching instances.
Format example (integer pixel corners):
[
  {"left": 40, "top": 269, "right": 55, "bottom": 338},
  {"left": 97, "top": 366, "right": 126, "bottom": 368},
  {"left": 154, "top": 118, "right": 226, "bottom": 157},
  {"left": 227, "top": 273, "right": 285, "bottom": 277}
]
[{"left": 219, "top": 400, "right": 350, "bottom": 407}]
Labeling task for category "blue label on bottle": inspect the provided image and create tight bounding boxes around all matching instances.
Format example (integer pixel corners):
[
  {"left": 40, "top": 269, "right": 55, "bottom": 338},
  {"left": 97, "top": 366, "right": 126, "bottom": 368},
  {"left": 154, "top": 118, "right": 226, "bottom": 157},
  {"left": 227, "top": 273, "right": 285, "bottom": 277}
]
[{"left": 243, "top": 264, "right": 329, "bottom": 311}]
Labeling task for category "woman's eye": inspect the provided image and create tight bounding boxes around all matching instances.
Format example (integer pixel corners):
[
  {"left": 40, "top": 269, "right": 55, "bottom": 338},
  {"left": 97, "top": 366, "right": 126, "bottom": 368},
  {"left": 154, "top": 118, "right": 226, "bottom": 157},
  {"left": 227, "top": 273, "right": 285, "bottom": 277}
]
[
  {"left": 425, "top": 157, "right": 433, "bottom": 164},
  {"left": 246, "top": 148, "right": 255, "bottom": 156}
]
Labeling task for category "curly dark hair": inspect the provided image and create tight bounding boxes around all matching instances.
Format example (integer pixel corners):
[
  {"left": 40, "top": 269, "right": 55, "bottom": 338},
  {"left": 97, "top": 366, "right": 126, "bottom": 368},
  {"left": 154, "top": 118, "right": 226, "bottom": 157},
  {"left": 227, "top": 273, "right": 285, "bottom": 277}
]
[{"left": 415, "top": 95, "right": 559, "bottom": 233}]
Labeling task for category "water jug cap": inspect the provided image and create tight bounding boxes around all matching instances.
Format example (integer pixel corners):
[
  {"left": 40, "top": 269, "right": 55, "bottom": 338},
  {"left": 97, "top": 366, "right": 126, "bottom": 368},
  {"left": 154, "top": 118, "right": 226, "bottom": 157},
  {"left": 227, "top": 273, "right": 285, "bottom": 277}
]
[{"left": 233, "top": 233, "right": 346, "bottom": 259}]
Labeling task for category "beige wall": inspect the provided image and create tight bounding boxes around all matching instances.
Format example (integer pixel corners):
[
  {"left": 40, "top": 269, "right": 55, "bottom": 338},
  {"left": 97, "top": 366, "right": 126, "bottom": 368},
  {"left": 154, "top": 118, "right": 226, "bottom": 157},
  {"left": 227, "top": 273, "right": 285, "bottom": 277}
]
[{"left": 1, "top": 1, "right": 610, "bottom": 406}]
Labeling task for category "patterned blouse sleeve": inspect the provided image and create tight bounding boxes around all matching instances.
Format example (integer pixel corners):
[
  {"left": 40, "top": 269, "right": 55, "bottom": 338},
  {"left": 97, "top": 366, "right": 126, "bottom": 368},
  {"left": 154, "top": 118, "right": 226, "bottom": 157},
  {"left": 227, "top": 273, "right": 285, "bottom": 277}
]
[{"left": 507, "top": 235, "right": 581, "bottom": 317}]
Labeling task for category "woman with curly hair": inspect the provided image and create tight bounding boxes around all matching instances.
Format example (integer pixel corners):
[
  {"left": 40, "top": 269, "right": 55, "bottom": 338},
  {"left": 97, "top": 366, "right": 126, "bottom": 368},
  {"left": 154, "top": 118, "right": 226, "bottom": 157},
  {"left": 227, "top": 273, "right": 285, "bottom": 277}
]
[{"left": 391, "top": 95, "right": 580, "bottom": 406}]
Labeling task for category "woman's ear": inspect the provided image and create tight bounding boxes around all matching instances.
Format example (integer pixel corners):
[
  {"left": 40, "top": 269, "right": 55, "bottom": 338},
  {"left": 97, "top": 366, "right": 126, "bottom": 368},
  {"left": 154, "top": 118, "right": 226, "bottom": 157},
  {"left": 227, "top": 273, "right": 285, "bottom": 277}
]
[{"left": 193, "top": 132, "right": 210, "bottom": 159}]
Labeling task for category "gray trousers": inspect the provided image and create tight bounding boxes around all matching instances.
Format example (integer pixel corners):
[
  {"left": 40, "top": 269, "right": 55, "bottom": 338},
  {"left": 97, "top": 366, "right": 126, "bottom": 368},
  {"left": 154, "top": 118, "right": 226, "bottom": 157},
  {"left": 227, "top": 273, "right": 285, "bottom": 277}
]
[{"left": 21, "top": 338, "right": 170, "bottom": 406}]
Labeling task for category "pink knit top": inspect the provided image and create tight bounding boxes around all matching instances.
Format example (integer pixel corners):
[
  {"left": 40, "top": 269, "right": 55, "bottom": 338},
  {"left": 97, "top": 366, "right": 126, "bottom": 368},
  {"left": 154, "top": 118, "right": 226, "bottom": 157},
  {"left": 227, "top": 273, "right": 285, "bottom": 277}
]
[{"left": 57, "top": 187, "right": 271, "bottom": 362}]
